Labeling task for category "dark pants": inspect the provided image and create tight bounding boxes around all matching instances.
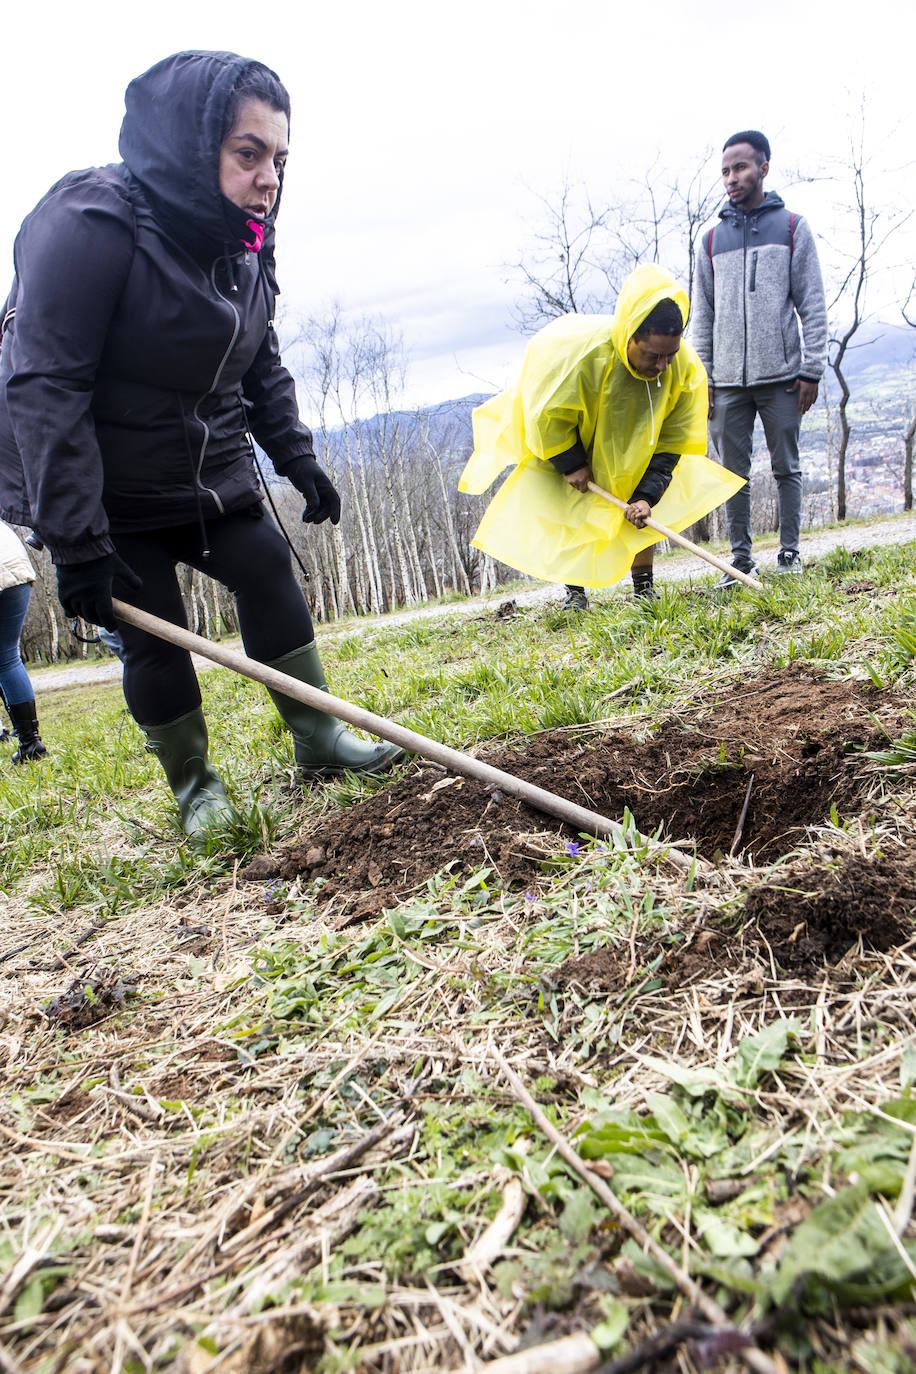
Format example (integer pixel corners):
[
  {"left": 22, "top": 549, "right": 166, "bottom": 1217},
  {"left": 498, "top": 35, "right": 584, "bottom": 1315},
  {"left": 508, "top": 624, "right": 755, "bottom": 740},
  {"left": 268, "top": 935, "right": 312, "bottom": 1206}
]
[
  {"left": 0, "top": 581, "right": 35, "bottom": 706},
  {"left": 709, "top": 382, "right": 802, "bottom": 565},
  {"left": 111, "top": 509, "right": 314, "bottom": 727}
]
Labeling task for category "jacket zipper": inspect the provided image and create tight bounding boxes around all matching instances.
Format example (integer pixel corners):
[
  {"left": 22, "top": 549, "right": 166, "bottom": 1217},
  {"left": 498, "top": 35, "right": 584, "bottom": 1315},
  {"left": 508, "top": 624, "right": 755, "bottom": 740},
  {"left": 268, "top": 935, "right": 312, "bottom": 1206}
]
[
  {"left": 742, "top": 215, "right": 748, "bottom": 387},
  {"left": 191, "top": 258, "right": 244, "bottom": 513}
]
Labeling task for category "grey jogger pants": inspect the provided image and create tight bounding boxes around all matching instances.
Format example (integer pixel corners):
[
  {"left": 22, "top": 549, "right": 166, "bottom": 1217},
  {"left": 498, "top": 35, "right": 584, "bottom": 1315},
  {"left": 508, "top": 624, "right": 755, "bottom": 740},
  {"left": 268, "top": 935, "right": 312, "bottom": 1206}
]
[{"left": 709, "top": 382, "right": 803, "bottom": 566}]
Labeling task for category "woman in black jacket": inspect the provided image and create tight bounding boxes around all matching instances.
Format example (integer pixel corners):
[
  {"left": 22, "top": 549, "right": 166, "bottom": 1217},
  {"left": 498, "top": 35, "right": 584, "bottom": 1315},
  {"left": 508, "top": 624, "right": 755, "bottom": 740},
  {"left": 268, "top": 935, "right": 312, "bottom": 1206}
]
[{"left": 0, "top": 50, "right": 402, "bottom": 835}]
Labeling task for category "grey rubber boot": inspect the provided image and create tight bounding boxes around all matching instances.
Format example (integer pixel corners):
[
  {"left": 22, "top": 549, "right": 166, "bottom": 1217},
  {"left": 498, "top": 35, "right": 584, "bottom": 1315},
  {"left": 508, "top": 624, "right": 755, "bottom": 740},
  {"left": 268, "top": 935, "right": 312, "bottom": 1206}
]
[
  {"left": 143, "top": 708, "right": 234, "bottom": 837},
  {"left": 266, "top": 643, "right": 405, "bottom": 777}
]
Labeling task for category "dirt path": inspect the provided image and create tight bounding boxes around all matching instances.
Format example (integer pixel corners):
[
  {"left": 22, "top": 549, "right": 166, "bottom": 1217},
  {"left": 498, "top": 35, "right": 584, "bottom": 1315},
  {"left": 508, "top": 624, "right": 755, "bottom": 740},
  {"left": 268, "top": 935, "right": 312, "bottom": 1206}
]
[{"left": 31, "top": 513, "right": 916, "bottom": 694}]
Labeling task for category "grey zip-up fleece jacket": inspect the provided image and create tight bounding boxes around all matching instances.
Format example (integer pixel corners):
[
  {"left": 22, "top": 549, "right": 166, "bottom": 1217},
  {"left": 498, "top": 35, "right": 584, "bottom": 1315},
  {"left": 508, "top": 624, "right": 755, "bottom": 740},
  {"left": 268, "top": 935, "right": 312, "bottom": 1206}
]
[{"left": 691, "top": 192, "right": 827, "bottom": 388}]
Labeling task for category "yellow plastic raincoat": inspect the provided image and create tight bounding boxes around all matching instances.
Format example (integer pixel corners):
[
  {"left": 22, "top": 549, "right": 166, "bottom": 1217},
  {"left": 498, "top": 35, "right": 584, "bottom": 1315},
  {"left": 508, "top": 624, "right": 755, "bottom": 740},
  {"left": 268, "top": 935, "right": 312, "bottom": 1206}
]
[{"left": 459, "top": 265, "right": 744, "bottom": 587}]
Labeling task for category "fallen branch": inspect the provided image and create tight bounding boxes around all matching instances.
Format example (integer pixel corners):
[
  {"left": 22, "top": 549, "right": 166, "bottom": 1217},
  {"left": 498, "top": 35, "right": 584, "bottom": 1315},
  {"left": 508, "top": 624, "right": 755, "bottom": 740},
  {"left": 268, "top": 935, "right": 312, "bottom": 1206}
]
[
  {"left": 168, "top": 1031, "right": 385, "bottom": 1278},
  {"left": 596, "top": 1320, "right": 751, "bottom": 1373},
  {"left": 490, "top": 1047, "right": 779, "bottom": 1374},
  {"left": 480, "top": 1320, "right": 736, "bottom": 1374},
  {"left": 219, "top": 1111, "right": 406, "bottom": 1255}
]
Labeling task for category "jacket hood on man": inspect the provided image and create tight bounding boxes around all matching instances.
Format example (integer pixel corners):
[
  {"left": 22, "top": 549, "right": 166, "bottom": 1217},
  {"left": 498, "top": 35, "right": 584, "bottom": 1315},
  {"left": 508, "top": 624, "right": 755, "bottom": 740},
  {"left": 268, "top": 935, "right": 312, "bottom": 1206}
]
[
  {"left": 610, "top": 263, "right": 691, "bottom": 377},
  {"left": 119, "top": 50, "right": 284, "bottom": 258},
  {"left": 717, "top": 189, "right": 786, "bottom": 228}
]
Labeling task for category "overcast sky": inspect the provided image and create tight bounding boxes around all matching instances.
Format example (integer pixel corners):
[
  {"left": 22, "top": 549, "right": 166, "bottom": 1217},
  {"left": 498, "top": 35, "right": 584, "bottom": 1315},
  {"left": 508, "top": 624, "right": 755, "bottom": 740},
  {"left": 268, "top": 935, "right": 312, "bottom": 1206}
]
[{"left": 5, "top": 0, "right": 915, "bottom": 410}]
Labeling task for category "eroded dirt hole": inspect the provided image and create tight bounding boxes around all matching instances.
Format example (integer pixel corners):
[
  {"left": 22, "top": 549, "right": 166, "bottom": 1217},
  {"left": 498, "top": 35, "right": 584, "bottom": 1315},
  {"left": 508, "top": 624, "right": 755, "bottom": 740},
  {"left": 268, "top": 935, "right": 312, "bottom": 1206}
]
[{"left": 244, "top": 666, "right": 906, "bottom": 918}]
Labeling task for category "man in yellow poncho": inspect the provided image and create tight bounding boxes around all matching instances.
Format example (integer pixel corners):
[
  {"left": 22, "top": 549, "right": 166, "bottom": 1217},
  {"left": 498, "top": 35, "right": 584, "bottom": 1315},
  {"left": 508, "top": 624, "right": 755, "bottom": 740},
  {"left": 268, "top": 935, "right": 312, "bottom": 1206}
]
[{"left": 459, "top": 264, "right": 744, "bottom": 608}]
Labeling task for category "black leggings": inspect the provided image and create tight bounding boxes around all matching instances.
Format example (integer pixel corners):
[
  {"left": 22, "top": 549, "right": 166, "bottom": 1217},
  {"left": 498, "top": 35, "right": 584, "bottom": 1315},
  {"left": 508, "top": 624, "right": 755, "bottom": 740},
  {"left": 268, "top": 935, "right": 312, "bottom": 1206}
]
[{"left": 111, "top": 509, "right": 314, "bottom": 727}]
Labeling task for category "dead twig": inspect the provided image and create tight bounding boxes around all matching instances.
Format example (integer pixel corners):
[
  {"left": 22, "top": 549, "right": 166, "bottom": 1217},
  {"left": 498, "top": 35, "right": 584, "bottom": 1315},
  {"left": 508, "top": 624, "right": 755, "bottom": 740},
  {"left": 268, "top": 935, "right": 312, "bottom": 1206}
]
[
  {"left": 0, "top": 1341, "right": 26, "bottom": 1374},
  {"left": 730, "top": 773, "right": 755, "bottom": 858},
  {"left": 223, "top": 1174, "right": 379, "bottom": 1319},
  {"left": 168, "top": 1030, "right": 385, "bottom": 1278},
  {"left": 219, "top": 1110, "right": 405, "bottom": 1255}
]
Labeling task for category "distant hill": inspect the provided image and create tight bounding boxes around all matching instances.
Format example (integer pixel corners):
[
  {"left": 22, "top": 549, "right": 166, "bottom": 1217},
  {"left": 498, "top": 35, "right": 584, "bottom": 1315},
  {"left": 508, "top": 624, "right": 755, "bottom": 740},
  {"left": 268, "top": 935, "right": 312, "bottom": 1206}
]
[
  {"left": 830, "top": 321, "right": 915, "bottom": 380},
  {"left": 304, "top": 394, "right": 490, "bottom": 468},
  {"left": 350, "top": 393, "right": 490, "bottom": 452}
]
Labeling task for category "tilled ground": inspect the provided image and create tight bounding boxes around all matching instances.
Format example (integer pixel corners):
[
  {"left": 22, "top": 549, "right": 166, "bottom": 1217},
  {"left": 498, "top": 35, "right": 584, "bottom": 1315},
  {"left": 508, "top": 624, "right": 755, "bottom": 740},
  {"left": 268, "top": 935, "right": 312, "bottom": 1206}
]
[{"left": 244, "top": 665, "right": 908, "bottom": 924}]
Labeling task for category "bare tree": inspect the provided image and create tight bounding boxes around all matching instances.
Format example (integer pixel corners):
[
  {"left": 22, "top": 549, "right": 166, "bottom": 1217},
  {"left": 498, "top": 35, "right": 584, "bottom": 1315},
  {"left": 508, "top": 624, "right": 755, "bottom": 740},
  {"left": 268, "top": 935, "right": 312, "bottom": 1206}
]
[
  {"left": 826, "top": 111, "right": 911, "bottom": 520},
  {"left": 509, "top": 152, "right": 722, "bottom": 335},
  {"left": 509, "top": 176, "right": 617, "bottom": 332},
  {"left": 670, "top": 151, "right": 723, "bottom": 309},
  {"left": 900, "top": 281, "right": 916, "bottom": 511}
]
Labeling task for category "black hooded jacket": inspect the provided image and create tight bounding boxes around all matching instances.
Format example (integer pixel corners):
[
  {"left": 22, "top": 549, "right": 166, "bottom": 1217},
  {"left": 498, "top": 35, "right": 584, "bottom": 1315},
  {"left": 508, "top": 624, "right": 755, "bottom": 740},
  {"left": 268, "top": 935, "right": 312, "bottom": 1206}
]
[{"left": 0, "top": 51, "right": 316, "bottom": 565}]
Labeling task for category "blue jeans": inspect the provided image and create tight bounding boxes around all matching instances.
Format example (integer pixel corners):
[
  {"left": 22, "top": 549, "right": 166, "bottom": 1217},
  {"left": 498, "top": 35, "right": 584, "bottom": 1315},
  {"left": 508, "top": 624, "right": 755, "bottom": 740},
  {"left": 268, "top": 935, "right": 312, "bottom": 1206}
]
[
  {"left": 0, "top": 581, "right": 36, "bottom": 706},
  {"left": 709, "top": 382, "right": 802, "bottom": 566}
]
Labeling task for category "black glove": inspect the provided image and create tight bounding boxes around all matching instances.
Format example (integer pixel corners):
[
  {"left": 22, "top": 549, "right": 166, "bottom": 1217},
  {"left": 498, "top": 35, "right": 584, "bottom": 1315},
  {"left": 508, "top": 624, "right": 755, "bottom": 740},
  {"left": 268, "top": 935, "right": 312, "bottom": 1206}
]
[
  {"left": 56, "top": 554, "right": 142, "bottom": 633},
  {"left": 290, "top": 456, "right": 341, "bottom": 525}
]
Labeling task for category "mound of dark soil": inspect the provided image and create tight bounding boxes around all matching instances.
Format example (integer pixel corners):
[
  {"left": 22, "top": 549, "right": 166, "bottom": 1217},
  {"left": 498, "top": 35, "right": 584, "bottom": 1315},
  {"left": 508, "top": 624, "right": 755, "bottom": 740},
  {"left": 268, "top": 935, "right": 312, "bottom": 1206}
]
[
  {"left": 243, "top": 667, "right": 905, "bottom": 918},
  {"left": 554, "top": 843, "right": 916, "bottom": 989},
  {"left": 742, "top": 847, "right": 916, "bottom": 971}
]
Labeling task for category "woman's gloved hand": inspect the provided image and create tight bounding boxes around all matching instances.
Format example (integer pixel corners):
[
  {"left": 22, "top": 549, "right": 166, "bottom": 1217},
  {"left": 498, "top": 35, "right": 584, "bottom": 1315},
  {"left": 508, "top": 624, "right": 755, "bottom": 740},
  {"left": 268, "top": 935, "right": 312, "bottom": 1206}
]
[
  {"left": 288, "top": 456, "right": 341, "bottom": 525},
  {"left": 56, "top": 554, "right": 142, "bottom": 632}
]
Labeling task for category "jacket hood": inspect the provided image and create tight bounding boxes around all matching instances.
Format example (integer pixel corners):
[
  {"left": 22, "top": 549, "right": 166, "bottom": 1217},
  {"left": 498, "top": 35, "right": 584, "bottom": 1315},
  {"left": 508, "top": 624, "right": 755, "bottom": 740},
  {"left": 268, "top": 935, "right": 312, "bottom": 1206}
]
[
  {"left": 610, "top": 264, "right": 690, "bottom": 378},
  {"left": 717, "top": 189, "right": 785, "bottom": 225},
  {"left": 118, "top": 50, "right": 285, "bottom": 258}
]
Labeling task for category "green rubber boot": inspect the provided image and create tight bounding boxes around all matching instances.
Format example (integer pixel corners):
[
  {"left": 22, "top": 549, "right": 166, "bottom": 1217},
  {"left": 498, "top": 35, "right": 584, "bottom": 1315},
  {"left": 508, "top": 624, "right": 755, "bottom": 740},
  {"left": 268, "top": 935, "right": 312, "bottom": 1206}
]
[
  {"left": 143, "top": 708, "right": 234, "bottom": 837},
  {"left": 266, "top": 643, "right": 405, "bottom": 777}
]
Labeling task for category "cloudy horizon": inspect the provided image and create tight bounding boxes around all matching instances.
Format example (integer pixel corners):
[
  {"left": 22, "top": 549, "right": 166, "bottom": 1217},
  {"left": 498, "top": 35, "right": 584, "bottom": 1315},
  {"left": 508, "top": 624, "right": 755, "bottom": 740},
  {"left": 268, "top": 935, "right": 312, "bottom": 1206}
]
[{"left": 5, "top": 0, "right": 915, "bottom": 414}]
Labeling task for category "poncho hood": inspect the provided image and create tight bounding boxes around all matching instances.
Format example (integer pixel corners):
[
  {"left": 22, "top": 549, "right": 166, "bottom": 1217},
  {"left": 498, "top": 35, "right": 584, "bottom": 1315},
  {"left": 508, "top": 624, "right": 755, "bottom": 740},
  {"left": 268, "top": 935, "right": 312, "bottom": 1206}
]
[
  {"left": 118, "top": 50, "right": 285, "bottom": 259},
  {"left": 610, "top": 263, "right": 691, "bottom": 377}
]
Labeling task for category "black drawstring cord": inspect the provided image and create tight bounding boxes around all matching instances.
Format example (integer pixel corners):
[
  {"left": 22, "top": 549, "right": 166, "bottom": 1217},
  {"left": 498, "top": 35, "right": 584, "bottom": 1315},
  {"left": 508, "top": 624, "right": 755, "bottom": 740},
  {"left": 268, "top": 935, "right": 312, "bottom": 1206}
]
[{"left": 235, "top": 387, "right": 311, "bottom": 584}]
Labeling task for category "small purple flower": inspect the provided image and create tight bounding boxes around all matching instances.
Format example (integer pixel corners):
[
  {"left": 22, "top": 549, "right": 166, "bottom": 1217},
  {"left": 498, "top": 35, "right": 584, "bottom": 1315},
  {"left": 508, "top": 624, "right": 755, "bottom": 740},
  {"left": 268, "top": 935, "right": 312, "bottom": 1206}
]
[{"left": 566, "top": 841, "right": 580, "bottom": 858}]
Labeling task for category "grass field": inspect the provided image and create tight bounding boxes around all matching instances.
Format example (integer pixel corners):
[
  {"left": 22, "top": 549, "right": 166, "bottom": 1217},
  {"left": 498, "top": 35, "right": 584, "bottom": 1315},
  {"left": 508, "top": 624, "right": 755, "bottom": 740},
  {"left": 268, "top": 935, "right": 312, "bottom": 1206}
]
[{"left": 2, "top": 540, "right": 916, "bottom": 1373}]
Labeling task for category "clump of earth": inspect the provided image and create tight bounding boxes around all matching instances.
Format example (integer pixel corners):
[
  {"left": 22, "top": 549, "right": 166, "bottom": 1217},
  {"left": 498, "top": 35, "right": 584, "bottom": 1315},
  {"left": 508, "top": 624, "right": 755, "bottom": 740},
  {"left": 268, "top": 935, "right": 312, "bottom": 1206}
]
[{"left": 244, "top": 667, "right": 906, "bottom": 943}]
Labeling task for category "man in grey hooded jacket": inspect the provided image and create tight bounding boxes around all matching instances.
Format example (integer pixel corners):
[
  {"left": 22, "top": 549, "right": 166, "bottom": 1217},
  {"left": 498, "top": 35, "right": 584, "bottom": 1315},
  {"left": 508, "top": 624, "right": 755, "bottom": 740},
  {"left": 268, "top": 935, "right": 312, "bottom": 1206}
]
[{"left": 692, "top": 130, "right": 827, "bottom": 581}]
